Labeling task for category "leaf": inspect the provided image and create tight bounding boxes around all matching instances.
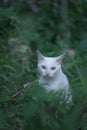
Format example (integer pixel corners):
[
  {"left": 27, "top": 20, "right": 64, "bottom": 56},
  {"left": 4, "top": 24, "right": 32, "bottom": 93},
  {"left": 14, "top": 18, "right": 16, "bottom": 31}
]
[
  {"left": 0, "top": 109, "right": 7, "bottom": 128},
  {"left": 79, "top": 40, "right": 87, "bottom": 52},
  {"left": 3, "top": 65, "right": 16, "bottom": 72},
  {"left": 29, "top": 85, "right": 48, "bottom": 101},
  {"left": 0, "top": 73, "right": 9, "bottom": 81},
  {"left": 23, "top": 102, "right": 39, "bottom": 120},
  {"left": 0, "top": 7, "right": 14, "bottom": 16}
]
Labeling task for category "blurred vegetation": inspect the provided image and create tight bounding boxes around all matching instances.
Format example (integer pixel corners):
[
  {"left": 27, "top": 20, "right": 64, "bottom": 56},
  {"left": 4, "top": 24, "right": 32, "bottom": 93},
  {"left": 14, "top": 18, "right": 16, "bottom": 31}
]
[{"left": 0, "top": 0, "right": 87, "bottom": 130}]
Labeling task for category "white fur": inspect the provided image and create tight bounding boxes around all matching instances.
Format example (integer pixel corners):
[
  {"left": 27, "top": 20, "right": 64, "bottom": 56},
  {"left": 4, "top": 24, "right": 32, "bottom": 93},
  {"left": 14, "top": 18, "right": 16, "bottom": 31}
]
[{"left": 37, "top": 51, "right": 72, "bottom": 102}]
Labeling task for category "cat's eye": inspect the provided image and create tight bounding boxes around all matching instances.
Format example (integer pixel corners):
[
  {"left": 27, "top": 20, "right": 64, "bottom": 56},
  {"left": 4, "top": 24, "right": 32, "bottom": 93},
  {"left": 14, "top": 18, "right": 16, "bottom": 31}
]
[
  {"left": 51, "top": 67, "right": 56, "bottom": 70},
  {"left": 42, "top": 65, "right": 46, "bottom": 69}
]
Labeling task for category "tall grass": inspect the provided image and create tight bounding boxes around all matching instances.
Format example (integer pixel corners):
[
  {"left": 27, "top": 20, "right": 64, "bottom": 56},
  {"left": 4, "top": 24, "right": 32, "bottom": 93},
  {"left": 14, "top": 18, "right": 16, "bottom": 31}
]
[{"left": 0, "top": 12, "right": 87, "bottom": 130}]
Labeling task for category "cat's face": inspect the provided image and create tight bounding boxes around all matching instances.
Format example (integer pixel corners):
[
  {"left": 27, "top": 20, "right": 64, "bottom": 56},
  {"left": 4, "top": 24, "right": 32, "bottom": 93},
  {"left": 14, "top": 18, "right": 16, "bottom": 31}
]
[{"left": 37, "top": 51, "right": 65, "bottom": 78}]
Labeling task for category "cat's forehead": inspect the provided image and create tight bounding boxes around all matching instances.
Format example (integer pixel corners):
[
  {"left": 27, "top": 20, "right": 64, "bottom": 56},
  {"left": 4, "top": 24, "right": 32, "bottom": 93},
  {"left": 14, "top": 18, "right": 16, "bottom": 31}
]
[
  {"left": 41, "top": 57, "right": 57, "bottom": 66},
  {"left": 45, "top": 57, "right": 56, "bottom": 62}
]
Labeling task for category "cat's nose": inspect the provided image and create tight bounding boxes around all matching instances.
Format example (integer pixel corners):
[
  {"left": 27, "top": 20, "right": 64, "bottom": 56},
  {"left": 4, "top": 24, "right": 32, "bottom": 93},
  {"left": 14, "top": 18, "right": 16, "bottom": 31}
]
[{"left": 46, "top": 73, "right": 49, "bottom": 76}]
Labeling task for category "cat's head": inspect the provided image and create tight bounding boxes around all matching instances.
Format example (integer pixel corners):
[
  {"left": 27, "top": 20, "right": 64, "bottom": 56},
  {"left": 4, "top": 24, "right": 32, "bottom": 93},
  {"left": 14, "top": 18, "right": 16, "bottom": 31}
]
[{"left": 37, "top": 50, "right": 65, "bottom": 78}]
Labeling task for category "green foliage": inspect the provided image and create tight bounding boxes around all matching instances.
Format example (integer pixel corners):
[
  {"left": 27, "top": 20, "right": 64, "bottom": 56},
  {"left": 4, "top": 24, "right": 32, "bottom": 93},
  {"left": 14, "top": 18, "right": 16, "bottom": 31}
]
[
  {"left": 0, "top": 7, "right": 18, "bottom": 42},
  {"left": 0, "top": 1, "right": 87, "bottom": 130},
  {"left": 0, "top": 44, "right": 87, "bottom": 130},
  {"left": 0, "top": 109, "right": 7, "bottom": 128}
]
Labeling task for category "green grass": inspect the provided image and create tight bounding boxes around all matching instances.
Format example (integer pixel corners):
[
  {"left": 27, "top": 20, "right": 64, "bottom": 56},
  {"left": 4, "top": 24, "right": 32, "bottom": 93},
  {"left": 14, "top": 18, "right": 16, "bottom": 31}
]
[
  {"left": 17, "top": 13, "right": 41, "bottom": 43},
  {"left": 0, "top": 13, "right": 87, "bottom": 130}
]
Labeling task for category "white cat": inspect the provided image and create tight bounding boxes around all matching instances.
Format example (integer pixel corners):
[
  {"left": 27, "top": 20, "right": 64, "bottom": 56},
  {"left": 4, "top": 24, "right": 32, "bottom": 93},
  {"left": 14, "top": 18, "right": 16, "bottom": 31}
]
[{"left": 37, "top": 50, "right": 72, "bottom": 102}]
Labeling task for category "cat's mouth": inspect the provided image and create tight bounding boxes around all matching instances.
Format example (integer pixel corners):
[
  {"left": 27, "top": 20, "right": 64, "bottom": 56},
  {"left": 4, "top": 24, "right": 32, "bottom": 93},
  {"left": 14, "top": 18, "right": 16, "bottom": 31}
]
[{"left": 44, "top": 74, "right": 53, "bottom": 78}]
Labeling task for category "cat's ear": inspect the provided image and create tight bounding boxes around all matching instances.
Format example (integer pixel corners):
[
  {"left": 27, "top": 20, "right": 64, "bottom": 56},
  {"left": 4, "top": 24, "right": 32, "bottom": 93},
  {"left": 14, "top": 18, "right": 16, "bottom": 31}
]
[
  {"left": 36, "top": 50, "right": 44, "bottom": 61},
  {"left": 56, "top": 53, "right": 65, "bottom": 64}
]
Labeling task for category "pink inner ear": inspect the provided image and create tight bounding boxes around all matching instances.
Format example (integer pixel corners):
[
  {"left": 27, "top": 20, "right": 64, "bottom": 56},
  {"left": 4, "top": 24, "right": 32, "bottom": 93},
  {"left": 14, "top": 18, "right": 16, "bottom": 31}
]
[
  {"left": 56, "top": 53, "right": 65, "bottom": 64},
  {"left": 38, "top": 55, "right": 44, "bottom": 61},
  {"left": 56, "top": 58, "right": 61, "bottom": 64},
  {"left": 37, "top": 51, "right": 44, "bottom": 61},
  {"left": 56, "top": 58, "right": 62, "bottom": 64},
  {"left": 56, "top": 57, "right": 63, "bottom": 64}
]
